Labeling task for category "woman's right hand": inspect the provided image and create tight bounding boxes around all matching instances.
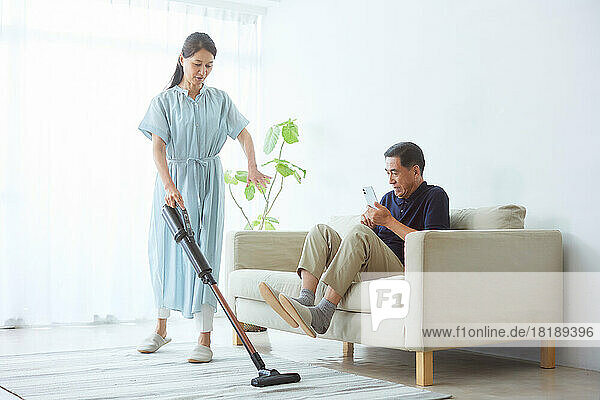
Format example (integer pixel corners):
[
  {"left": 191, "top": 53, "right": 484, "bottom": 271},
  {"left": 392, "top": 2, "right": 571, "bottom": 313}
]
[{"left": 165, "top": 184, "right": 185, "bottom": 210}]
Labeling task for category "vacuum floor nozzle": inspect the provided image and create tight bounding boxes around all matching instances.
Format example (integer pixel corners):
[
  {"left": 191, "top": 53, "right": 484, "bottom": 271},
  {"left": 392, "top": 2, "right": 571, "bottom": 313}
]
[{"left": 251, "top": 369, "right": 301, "bottom": 387}]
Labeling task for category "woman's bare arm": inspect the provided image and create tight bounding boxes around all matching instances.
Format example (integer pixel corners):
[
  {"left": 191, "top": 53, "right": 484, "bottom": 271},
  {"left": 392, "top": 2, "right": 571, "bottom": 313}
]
[
  {"left": 237, "top": 128, "right": 258, "bottom": 170},
  {"left": 237, "top": 128, "right": 271, "bottom": 189},
  {"left": 152, "top": 134, "right": 184, "bottom": 208},
  {"left": 152, "top": 134, "right": 173, "bottom": 189}
]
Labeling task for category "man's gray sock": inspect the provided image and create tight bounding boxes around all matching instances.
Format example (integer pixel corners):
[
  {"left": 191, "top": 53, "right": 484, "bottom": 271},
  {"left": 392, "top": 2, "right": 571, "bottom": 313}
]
[
  {"left": 308, "top": 298, "right": 336, "bottom": 334},
  {"left": 293, "top": 288, "right": 315, "bottom": 306}
]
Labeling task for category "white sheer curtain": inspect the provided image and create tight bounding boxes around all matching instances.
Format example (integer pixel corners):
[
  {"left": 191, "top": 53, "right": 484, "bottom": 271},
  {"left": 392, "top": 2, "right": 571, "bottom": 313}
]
[{"left": 0, "top": 0, "right": 260, "bottom": 326}]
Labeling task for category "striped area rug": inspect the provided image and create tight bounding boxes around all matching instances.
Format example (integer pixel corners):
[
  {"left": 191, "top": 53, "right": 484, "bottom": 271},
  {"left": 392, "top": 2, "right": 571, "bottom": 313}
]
[{"left": 0, "top": 343, "right": 451, "bottom": 399}]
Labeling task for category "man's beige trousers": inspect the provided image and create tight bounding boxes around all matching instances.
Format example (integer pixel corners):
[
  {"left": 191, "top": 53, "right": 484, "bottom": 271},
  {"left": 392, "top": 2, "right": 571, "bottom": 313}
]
[{"left": 297, "top": 224, "right": 404, "bottom": 297}]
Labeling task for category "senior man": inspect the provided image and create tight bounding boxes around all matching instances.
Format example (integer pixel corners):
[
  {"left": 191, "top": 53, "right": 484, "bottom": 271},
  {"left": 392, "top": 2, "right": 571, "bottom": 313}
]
[{"left": 259, "top": 142, "right": 450, "bottom": 337}]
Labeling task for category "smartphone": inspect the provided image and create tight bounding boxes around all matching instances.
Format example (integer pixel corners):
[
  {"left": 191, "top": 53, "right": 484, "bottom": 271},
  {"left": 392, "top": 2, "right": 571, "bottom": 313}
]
[{"left": 362, "top": 186, "right": 378, "bottom": 208}]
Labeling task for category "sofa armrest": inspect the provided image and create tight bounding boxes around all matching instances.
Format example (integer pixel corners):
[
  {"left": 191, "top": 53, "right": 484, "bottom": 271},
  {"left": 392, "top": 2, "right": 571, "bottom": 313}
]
[
  {"left": 225, "top": 230, "right": 308, "bottom": 273},
  {"left": 402, "top": 229, "right": 563, "bottom": 350},
  {"left": 223, "top": 230, "right": 308, "bottom": 314},
  {"left": 404, "top": 229, "right": 562, "bottom": 273}
]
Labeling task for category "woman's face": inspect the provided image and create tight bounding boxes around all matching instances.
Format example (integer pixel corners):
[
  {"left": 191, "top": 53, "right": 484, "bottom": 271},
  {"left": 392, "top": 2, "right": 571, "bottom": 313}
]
[{"left": 179, "top": 48, "right": 214, "bottom": 87}]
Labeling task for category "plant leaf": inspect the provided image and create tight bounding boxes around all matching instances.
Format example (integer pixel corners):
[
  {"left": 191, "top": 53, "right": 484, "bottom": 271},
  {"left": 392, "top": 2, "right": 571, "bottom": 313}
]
[
  {"left": 263, "top": 125, "right": 280, "bottom": 154},
  {"left": 235, "top": 170, "right": 248, "bottom": 183},
  {"left": 291, "top": 164, "right": 306, "bottom": 178},
  {"left": 275, "top": 163, "right": 294, "bottom": 177},
  {"left": 281, "top": 122, "right": 299, "bottom": 144},
  {"left": 265, "top": 216, "right": 279, "bottom": 223},
  {"left": 251, "top": 219, "right": 261, "bottom": 227},
  {"left": 293, "top": 170, "right": 301, "bottom": 184},
  {"left": 265, "top": 222, "right": 276, "bottom": 230},
  {"left": 244, "top": 183, "right": 255, "bottom": 200},
  {"left": 273, "top": 158, "right": 306, "bottom": 178},
  {"left": 286, "top": 161, "right": 306, "bottom": 178},
  {"left": 224, "top": 170, "right": 238, "bottom": 185}
]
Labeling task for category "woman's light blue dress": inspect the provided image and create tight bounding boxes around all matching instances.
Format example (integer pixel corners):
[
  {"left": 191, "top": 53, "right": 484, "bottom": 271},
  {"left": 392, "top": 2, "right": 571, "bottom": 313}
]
[{"left": 138, "top": 84, "right": 248, "bottom": 318}]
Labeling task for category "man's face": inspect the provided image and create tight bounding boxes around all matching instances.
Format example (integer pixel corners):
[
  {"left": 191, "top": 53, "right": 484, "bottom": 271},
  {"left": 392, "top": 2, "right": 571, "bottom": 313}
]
[{"left": 385, "top": 157, "right": 421, "bottom": 198}]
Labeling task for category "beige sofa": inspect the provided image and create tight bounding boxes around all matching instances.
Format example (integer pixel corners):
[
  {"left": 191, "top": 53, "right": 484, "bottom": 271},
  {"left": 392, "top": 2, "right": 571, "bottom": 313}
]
[{"left": 225, "top": 205, "right": 563, "bottom": 386}]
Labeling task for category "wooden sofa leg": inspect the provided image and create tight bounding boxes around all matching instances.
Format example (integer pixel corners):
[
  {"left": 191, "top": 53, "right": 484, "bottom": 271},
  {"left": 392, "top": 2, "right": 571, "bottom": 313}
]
[
  {"left": 541, "top": 340, "right": 555, "bottom": 368},
  {"left": 416, "top": 351, "right": 433, "bottom": 386},
  {"left": 343, "top": 342, "right": 354, "bottom": 358},
  {"left": 232, "top": 328, "right": 243, "bottom": 346}
]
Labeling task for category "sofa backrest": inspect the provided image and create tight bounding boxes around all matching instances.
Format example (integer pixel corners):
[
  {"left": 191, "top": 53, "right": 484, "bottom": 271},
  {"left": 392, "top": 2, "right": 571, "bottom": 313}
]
[
  {"left": 450, "top": 205, "right": 526, "bottom": 229},
  {"left": 327, "top": 204, "right": 526, "bottom": 234}
]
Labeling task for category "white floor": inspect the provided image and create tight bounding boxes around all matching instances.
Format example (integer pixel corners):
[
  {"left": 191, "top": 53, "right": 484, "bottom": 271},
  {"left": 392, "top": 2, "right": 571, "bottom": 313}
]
[{"left": 2, "top": 316, "right": 600, "bottom": 399}]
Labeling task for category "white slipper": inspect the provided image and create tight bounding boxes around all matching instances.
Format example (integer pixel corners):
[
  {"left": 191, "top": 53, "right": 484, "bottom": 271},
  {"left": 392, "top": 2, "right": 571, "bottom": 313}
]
[
  {"left": 188, "top": 344, "right": 213, "bottom": 363},
  {"left": 136, "top": 333, "right": 171, "bottom": 353},
  {"left": 258, "top": 282, "right": 299, "bottom": 328}
]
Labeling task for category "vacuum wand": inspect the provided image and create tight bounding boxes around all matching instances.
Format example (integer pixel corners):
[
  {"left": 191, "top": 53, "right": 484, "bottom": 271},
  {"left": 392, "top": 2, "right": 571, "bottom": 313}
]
[{"left": 161, "top": 204, "right": 301, "bottom": 387}]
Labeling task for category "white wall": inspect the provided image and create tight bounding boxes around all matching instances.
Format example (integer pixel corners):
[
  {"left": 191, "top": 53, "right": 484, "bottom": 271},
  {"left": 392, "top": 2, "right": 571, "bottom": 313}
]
[{"left": 258, "top": 0, "right": 600, "bottom": 371}]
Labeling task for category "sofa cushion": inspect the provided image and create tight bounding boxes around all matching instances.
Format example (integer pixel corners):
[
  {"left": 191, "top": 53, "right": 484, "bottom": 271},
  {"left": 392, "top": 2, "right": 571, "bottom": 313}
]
[
  {"left": 229, "top": 269, "right": 404, "bottom": 314},
  {"left": 450, "top": 205, "right": 526, "bottom": 230},
  {"left": 229, "top": 269, "right": 301, "bottom": 304}
]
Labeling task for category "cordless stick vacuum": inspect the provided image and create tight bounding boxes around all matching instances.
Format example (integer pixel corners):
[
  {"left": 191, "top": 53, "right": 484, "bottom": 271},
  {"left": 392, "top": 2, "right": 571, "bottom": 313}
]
[{"left": 161, "top": 204, "right": 301, "bottom": 387}]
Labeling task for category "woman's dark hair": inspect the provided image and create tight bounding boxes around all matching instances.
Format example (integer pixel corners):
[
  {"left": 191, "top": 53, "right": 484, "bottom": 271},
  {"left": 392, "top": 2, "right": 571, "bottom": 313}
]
[
  {"left": 167, "top": 32, "right": 217, "bottom": 89},
  {"left": 384, "top": 142, "right": 425, "bottom": 176}
]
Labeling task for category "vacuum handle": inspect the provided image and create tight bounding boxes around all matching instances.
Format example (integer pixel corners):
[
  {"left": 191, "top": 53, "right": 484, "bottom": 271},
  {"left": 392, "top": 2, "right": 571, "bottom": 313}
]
[
  {"left": 162, "top": 205, "right": 187, "bottom": 242},
  {"left": 161, "top": 204, "right": 213, "bottom": 280},
  {"left": 180, "top": 206, "right": 194, "bottom": 238}
]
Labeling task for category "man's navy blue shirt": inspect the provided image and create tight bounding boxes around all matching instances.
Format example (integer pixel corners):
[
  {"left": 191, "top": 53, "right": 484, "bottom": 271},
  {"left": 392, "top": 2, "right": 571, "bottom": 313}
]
[{"left": 374, "top": 181, "right": 450, "bottom": 264}]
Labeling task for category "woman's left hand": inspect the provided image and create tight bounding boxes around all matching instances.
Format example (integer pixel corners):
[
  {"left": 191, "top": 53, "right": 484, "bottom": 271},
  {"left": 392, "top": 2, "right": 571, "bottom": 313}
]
[{"left": 247, "top": 167, "right": 271, "bottom": 191}]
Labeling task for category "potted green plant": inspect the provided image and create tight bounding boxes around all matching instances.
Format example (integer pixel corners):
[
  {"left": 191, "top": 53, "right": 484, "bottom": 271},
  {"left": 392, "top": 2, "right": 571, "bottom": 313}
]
[{"left": 224, "top": 118, "right": 306, "bottom": 230}]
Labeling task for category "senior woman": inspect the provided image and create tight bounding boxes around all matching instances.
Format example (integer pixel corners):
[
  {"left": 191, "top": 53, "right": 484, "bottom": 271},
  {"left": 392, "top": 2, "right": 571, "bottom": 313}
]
[{"left": 136, "top": 32, "right": 269, "bottom": 363}]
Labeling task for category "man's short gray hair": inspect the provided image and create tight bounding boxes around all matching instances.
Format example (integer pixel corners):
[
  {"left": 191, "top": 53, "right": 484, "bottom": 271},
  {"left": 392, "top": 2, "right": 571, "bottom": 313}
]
[{"left": 384, "top": 142, "right": 425, "bottom": 176}]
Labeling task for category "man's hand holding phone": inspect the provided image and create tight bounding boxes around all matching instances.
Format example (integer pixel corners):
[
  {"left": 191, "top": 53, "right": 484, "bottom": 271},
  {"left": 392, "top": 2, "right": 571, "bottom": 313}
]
[
  {"left": 366, "top": 202, "right": 393, "bottom": 227},
  {"left": 361, "top": 210, "right": 376, "bottom": 229},
  {"left": 361, "top": 186, "right": 378, "bottom": 229},
  {"left": 361, "top": 186, "right": 393, "bottom": 228}
]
